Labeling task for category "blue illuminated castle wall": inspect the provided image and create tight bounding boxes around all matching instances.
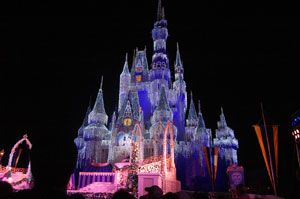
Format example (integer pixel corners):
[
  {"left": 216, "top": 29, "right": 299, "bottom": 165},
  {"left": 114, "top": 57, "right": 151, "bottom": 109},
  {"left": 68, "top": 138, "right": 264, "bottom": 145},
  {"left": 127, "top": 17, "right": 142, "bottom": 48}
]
[{"left": 74, "top": 1, "right": 239, "bottom": 192}]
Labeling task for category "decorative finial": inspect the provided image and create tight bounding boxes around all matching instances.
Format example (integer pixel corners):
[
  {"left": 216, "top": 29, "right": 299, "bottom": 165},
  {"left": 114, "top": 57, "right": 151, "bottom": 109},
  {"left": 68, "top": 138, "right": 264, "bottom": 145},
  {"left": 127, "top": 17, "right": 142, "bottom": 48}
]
[
  {"left": 133, "top": 49, "right": 136, "bottom": 63},
  {"left": 162, "top": 7, "right": 165, "bottom": 19},
  {"left": 177, "top": 42, "right": 179, "bottom": 51},
  {"left": 125, "top": 53, "right": 128, "bottom": 62},
  {"left": 221, "top": 106, "right": 224, "bottom": 114},
  {"left": 157, "top": 0, "right": 162, "bottom": 21},
  {"left": 198, "top": 100, "right": 201, "bottom": 113},
  {"left": 190, "top": 91, "right": 193, "bottom": 99},
  {"left": 100, "top": 76, "right": 103, "bottom": 90}
]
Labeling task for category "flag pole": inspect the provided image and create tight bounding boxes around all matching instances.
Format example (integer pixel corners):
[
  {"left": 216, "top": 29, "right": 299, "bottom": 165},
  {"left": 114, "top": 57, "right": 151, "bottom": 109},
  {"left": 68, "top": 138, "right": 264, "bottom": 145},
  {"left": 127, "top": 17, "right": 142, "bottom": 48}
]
[
  {"left": 209, "top": 131, "right": 215, "bottom": 193},
  {"left": 261, "top": 102, "right": 277, "bottom": 195}
]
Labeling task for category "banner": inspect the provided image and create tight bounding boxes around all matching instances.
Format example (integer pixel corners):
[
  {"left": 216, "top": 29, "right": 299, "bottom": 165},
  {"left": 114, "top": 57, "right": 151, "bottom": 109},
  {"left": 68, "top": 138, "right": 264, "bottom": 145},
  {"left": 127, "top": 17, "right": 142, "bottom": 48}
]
[
  {"left": 213, "top": 147, "right": 218, "bottom": 185},
  {"left": 227, "top": 165, "right": 244, "bottom": 190},
  {"left": 253, "top": 125, "right": 278, "bottom": 190},
  {"left": 272, "top": 125, "right": 278, "bottom": 183},
  {"left": 203, "top": 146, "right": 218, "bottom": 191},
  {"left": 203, "top": 147, "right": 211, "bottom": 183}
]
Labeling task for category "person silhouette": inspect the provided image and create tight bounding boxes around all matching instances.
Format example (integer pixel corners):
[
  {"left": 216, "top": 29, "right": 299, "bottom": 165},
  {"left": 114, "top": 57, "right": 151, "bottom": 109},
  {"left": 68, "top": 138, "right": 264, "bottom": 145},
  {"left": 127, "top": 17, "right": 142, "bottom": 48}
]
[
  {"left": 112, "top": 189, "right": 133, "bottom": 199},
  {"left": 14, "top": 128, "right": 78, "bottom": 199},
  {"left": 0, "top": 181, "right": 14, "bottom": 199}
]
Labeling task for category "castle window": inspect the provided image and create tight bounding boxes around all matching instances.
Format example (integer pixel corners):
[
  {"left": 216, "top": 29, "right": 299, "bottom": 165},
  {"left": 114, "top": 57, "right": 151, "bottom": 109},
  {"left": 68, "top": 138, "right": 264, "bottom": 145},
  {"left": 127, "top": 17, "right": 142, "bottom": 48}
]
[
  {"left": 156, "top": 61, "right": 161, "bottom": 67},
  {"left": 136, "top": 67, "right": 142, "bottom": 73},
  {"left": 136, "top": 75, "right": 141, "bottom": 82}
]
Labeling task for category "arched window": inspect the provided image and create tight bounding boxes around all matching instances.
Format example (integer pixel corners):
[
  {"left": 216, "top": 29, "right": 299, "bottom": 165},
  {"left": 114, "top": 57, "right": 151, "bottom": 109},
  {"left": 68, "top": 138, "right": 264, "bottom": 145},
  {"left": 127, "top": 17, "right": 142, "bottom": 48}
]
[
  {"left": 136, "top": 67, "right": 142, "bottom": 73},
  {"left": 156, "top": 61, "right": 161, "bottom": 68}
]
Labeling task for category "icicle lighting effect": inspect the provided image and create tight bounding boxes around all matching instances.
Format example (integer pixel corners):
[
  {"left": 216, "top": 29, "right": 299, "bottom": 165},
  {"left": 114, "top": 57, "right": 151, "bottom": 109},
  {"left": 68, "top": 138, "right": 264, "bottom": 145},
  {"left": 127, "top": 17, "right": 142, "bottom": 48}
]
[{"left": 73, "top": 0, "right": 239, "bottom": 192}]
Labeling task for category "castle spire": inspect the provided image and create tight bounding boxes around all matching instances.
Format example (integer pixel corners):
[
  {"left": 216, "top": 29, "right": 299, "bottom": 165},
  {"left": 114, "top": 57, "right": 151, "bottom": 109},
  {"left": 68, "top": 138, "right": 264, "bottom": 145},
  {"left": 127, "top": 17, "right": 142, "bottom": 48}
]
[
  {"left": 88, "top": 77, "right": 108, "bottom": 125},
  {"left": 157, "top": 86, "right": 171, "bottom": 111},
  {"left": 92, "top": 77, "right": 106, "bottom": 115},
  {"left": 100, "top": 76, "right": 103, "bottom": 90},
  {"left": 77, "top": 103, "right": 92, "bottom": 137},
  {"left": 131, "top": 49, "right": 136, "bottom": 83},
  {"left": 122, "top": 53, "right": 129, "bottom": 74},
  {"left": 83, "top": 103, "right": 92, "bottom": 127},
  {"left": 197, "top": 100, "right": 206, "bottom": 129},
  {"left": 218, "top": 106, "right": 228, "bottom": 128},
  {"left": 188, "top": 91, "right": 198, "bottom": 121},
  {"left": 175, "top": 42, "right": 182, "bottom": 67},
  {"left": 157, "top": 0, "right": 164, "bottom": 21}
]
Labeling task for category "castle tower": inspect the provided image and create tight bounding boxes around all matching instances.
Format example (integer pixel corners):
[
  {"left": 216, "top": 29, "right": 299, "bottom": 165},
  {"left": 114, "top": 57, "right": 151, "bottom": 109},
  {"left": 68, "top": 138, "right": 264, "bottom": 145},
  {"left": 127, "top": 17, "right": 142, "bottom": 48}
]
[
  {"left": 192, "top": 101, "right": 212, "bottom": 192},
  {"left": 185, "top": 92, "right": 198, "bottom": 142},
  {"left": 175, "top": 43, "right": 184, "bottom": 82},
  {"left": 74, "top": 104, "right": 91, "bottom": 169},
  {"left": 110, "top": 88, "right": 141, "bottom": 164},
  {"left": 130, "top": 49, "right": 152, "bottom": 124},
  {"left": 119, "top": 53, "right": 131, "bottom": 111},
  {"left": 131, "top": 48, "right": 150, "bottom": 84},
  {"left": 150, "top": 86, "right": 177, "bottom": 156},
  {"left": 83, "top": 78, "right": 109, "bottom": 165},
  {"left": 152, "top": 86, "right": 173, "bottom": 124},
  {"left": 172, "top": 43, "right": 187, "bottom": 141},
  {"left": 149, "top": 0, "right": 171, "bottom": 108},
  {"left": 213, "top": 107, "right": 239, "bottom": 166}
]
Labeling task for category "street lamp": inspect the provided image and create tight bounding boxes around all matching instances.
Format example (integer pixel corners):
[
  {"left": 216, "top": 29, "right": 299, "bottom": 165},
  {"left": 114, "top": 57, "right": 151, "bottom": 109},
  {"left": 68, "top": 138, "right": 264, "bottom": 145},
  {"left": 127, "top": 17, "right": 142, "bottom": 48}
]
[
  {"left": 292, "top": 112, "right": 300, "bottom": 168},
  {"left": 292, "top": 128, "right": 300, "bottom": 167},
  {"left": 0, "top": 149, "right": 4, "bottom": 165}
]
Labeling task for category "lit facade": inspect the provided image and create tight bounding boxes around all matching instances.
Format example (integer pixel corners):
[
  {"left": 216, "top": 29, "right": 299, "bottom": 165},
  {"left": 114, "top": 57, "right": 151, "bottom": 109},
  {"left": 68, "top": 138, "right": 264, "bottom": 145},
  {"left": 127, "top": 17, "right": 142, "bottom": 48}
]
[{"left": 74, "top": 1, "right": 239, "bottom": 191}]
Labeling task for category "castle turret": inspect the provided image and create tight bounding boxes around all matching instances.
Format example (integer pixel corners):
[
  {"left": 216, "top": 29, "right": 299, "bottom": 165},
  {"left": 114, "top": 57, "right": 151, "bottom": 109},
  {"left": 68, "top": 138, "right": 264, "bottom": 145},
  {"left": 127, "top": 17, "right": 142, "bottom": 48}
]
[
  {"left": 119, "top": 53, "right": 131, "bottom": 111},
  {"left": 191, "top": 101, "right": 212, "bottom": 192},
  {"left": 186, "top": 92, "right": 198, "bottom": 127},
  {"left": 149, "top": 0, "right": 171, "bottom": 111},
  {"left": 87, "top": 78, "right": 108, "bottom": 126},
  {"left": 83, "top": 77, "right": 109, "bottom": 165},
  {"left": 197, "top": 100, "right": 206, "bottom": 129},
  {"left": 172, "top": 43, "right": 187, "bottom": 141},
  {"left": 196, "top": 101, "right": 210, "bottom": 145},
  {"left": 175, "top": 43, "right": 184, "bottom": 82},
  {"left": 74, "top": 104, "right": 91, "bottom": 169},
  {"left": 131, "top": 48, "right": 149, "bottom": 84},
  {"left": 152, "top": 86, "right": 173, "bottom": 123},
  {"left": 213, "top": 107, "right": 239, "bottom": 166},
  {"left": 150, "top": 85, "right": 177, "bottom": 157},
  {"left": 184, "top": 92, "right": 198, "bottom": 142}
]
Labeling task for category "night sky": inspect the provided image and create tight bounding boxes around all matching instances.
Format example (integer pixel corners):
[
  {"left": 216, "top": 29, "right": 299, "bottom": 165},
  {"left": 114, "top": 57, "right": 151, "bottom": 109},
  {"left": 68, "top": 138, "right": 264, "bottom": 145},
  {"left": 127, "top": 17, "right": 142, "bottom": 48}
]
[{"left": 1, "top": 0, "right": 300, "bottom": 195}]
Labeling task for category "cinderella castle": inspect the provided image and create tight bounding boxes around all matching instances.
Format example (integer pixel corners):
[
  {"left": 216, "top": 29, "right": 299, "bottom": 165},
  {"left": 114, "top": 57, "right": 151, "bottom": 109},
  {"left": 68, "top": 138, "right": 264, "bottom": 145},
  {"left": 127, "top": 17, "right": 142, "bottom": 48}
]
[{"left": 73, "top": 0, "right": 239, "bottom": 192}]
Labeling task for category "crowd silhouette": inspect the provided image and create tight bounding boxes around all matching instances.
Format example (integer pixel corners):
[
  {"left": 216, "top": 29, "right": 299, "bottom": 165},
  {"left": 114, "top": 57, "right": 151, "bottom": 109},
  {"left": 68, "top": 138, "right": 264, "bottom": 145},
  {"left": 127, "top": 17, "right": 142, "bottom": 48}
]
[{"left": 0, "top": 126, "right": 250, "bottom": 199}]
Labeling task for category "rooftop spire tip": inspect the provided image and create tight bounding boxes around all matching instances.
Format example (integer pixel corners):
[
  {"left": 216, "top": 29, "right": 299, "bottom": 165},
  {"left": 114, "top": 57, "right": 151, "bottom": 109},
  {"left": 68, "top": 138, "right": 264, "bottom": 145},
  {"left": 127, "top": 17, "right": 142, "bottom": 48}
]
[{"left": 100, "top": 76, "right": 103, "bottom": 90}]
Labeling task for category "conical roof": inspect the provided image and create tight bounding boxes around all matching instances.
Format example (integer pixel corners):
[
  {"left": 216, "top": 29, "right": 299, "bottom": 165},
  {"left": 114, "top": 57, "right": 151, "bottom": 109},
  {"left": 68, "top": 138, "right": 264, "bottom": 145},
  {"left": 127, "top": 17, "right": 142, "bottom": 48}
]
[
  {"left": 130, "top": 49, "right": 136, "bottom": 82},
  {"left": 157, "top": 86, "right": 171, "bottom": 111},
  {"left": 157, "top": 0, "right": 164, "bottom": 20},
  {"left": 187, "top": 92, "right": 198, "bottom": 121},
  {"left": 121, "top": 53, "right": 129, "bottom": 74},
  {"left": 78, "top": 104, "right": 92, "bottom": 137},
  {"left": 88, "top": 77, "right": 108, "bottom": 125},
  {"left": 218, "top": 107, "right": 227, "bottom": 128},
  {"left": 175, "top": 42, "right": 182, "bottom": 67},
  {"left": 197, "top": 100, "right": 206, "bottom": 129},
  {"left": 92, "top": 88, "right": 106, "bottom": 115},
  {"left": 83, "top": 103, "right": 92, "bottom": 127}
]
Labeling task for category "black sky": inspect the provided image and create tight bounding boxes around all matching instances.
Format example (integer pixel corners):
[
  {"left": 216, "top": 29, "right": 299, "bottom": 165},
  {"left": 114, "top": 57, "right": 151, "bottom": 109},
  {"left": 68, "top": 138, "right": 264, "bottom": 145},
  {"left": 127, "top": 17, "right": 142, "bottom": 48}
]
[{"left": 1, "top": 0, "right": 300, "bottom": 195}]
